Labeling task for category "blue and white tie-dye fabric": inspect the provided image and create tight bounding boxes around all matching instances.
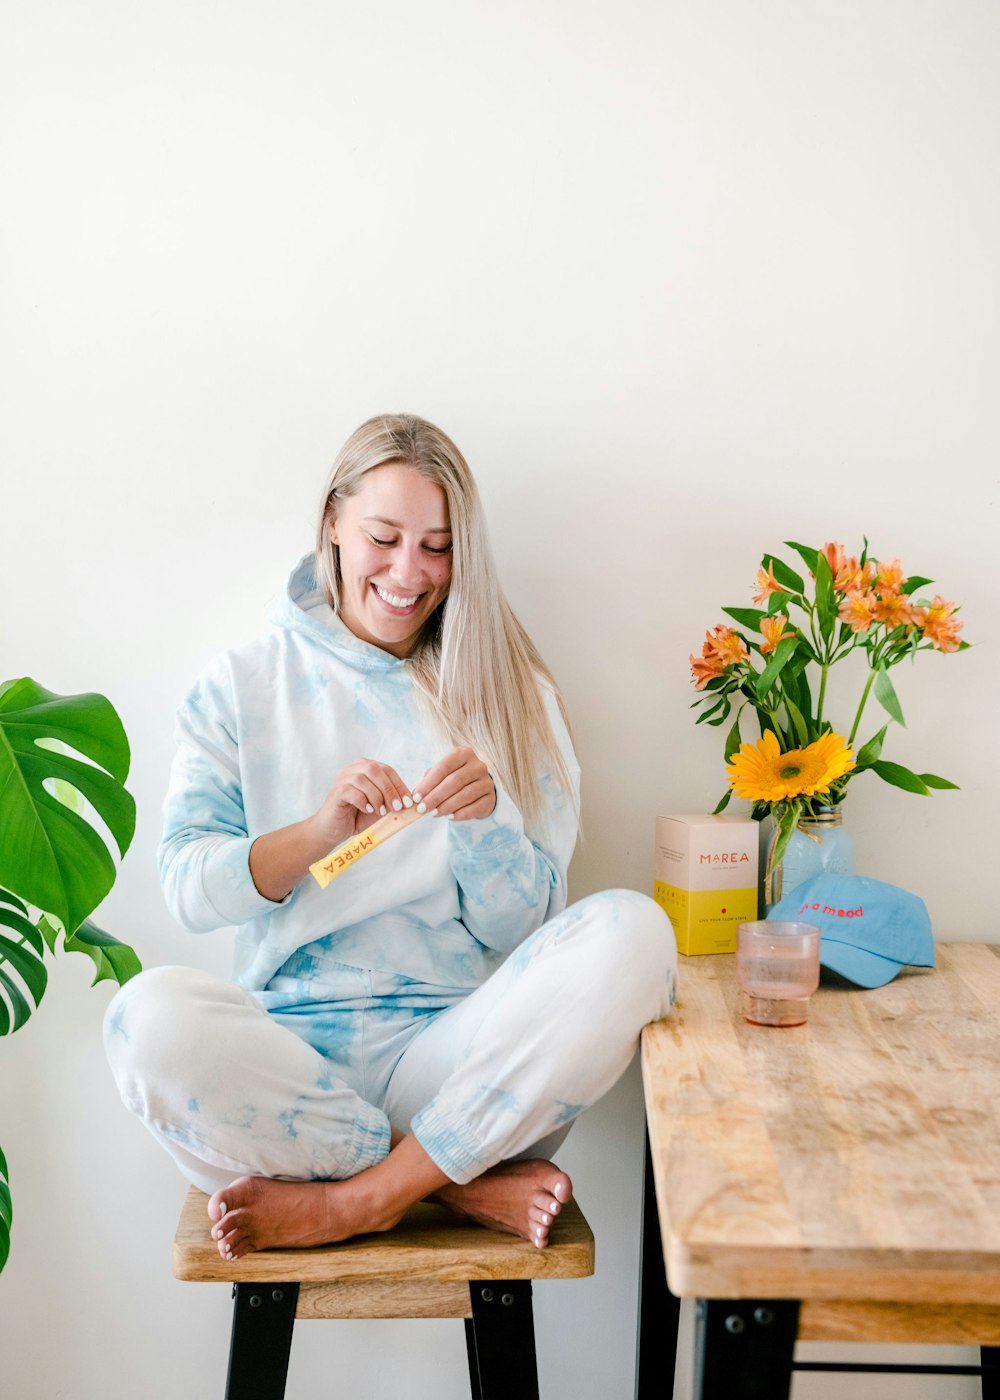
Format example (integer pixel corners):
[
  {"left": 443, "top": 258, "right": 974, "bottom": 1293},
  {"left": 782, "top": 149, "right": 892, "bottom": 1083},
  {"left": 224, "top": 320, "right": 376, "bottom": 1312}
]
[
  {"left": 105, "top": 890, "right": 677, "bottom": 1192},
  {"left": 158, "top": 553, "right": 580, "bottom": 995},
  {"left": 112, "top": 555, "right": 678, "bottom": 1192}
]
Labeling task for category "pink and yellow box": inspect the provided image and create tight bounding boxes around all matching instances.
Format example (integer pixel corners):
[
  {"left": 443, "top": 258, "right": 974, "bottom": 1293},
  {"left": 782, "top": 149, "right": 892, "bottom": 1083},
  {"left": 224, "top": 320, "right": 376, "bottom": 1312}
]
[{"left": 654, "top": 814, "right": 759, "bottom": 955}]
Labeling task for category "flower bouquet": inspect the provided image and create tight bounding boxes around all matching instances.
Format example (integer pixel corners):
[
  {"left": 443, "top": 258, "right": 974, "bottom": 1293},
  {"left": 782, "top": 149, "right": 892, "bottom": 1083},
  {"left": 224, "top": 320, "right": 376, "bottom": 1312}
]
[{"left": 689, "top": 541, "right": 968, "bottom": 891}]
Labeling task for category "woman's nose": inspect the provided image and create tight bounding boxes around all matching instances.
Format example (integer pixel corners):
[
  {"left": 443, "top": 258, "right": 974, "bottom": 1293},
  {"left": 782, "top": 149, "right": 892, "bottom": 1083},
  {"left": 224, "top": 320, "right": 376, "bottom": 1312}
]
[{"left": 388, "top": 542, "right": 426, "bottom": 587}]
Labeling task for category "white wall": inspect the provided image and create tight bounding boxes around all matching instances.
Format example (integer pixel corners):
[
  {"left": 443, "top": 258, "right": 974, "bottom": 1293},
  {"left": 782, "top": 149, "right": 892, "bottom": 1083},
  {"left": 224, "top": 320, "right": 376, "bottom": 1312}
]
[{"left": 2, "top": 2, "right": 997, "bottom": 1396}]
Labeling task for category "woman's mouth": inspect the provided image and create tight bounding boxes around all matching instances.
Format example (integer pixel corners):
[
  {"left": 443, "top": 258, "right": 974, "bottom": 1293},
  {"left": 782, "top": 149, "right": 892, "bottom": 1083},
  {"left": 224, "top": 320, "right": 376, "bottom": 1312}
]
[{"left": 372, "top": 582, "right": 421, "bottom": 613}]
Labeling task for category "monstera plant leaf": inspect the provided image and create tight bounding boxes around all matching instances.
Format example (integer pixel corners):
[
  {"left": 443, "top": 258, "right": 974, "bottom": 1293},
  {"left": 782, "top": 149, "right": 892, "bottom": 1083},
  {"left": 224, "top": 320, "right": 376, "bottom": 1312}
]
[
  {"left": 0, "top": 678, "right": 135, "bottom": 936},
  {"left": 0, "top": 678, "right": 141, "bottom": 1276},
  {"left": 0, "top": 888, "right": 48, "bottom": 1034},
  {"left": 0, "top": 1146, "right": 10, "bottom": 1274}
]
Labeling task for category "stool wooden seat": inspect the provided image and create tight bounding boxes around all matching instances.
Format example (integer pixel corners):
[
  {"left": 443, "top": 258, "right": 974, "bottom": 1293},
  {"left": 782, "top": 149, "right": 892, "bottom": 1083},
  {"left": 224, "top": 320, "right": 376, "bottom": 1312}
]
[{"left": 174, "top": 1186, "right": 595, "bottom": 1399}]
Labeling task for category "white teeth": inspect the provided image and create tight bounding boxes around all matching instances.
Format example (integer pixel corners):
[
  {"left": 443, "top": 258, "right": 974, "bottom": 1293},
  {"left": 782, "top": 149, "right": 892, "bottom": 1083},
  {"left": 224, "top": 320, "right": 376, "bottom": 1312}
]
[{"left": 374, "top": 584, "right": 419, "bottom": 608}]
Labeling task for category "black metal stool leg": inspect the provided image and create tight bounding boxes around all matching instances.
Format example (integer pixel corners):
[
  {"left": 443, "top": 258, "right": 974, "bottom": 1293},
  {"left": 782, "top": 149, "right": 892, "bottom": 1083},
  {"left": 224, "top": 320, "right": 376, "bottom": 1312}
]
[
  {"left": 982, "top": 1345, "right": 1000, "bottom": 1400},
  {"left": 636, "top": 1122, "right": 680, "bottom": 1399},
  {"left": 225, "top": 1282, "right": 299, "bottom": 1400},
  {"left": 466, "top": 1281, "right": 540, "bottom": 1400},
  {"left": 693, "top": 1299, "right": 799, "bottom": 1400}
]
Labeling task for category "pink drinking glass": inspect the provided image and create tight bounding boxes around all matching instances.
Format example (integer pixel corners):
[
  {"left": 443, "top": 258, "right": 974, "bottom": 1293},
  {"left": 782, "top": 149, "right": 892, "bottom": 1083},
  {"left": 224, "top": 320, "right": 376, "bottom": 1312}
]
[{"left": 736, "top": 921, "right": 821, "bottom": 1027}]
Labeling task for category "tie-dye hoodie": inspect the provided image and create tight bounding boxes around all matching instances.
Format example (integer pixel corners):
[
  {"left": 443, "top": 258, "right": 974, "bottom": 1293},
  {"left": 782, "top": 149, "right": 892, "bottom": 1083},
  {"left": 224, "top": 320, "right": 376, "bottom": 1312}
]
[{"left": 159, "top": 554, "right": 580, "bottom": 994}]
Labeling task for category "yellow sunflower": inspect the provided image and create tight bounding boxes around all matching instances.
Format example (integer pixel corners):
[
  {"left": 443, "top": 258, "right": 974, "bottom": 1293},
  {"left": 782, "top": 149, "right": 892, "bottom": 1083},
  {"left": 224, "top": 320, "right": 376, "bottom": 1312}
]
[{"left": 726, "top": 730, "right": 855, "bottom": 803}]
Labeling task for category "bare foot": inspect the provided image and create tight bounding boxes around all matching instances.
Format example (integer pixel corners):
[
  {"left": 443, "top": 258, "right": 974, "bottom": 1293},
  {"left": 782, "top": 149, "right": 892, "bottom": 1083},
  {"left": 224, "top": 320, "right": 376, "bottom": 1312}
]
[
  {"left": 207, "top": 1175, "right": 404, "bottom": 1260},
  {"left": 207, "top": 1132, "right": 449, "bottom": 1262},
  {"left": 432, "top": 1159, "right": 572, "bottom": 1249}
]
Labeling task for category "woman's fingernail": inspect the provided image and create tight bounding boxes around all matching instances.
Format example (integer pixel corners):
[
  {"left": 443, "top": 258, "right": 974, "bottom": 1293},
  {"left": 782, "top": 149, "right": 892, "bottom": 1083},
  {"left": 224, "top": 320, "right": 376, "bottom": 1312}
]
[
  {"left": 417, "top": 802, "right": 427, "bottom": 813},
  {"left": 379, "top": 805, "right": 387, "bottom": 816},
  {"left": 392, "top": 800, "right": 402, "bottom": 812},
  {"left": 402, "top": 795, "right": 413, "bottom": 808},
  {"left": 412, "top": 792, "right": 422, "bottom": 803},
  {"left": 218, "top": 1202, "right": 227, "bottom": 1216},
  {"left": 430, "top": 809, "right": 439, "bottom": 818},
  {"left": 366, "top": 804, "right": 374, "bottom": 814}
]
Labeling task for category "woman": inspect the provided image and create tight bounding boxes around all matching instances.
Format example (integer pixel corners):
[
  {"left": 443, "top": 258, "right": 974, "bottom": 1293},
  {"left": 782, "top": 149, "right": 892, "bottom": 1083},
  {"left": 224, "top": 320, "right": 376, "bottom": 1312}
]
[{"left": 105, "top": 414, "right": 676, "bottom": 1261}]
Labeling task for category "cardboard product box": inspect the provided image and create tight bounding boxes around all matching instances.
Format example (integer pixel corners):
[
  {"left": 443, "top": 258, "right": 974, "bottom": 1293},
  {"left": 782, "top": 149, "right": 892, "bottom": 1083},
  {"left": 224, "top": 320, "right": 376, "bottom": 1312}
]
[{"left": 654, "top": 814, "right": 759, "bottom": 955}]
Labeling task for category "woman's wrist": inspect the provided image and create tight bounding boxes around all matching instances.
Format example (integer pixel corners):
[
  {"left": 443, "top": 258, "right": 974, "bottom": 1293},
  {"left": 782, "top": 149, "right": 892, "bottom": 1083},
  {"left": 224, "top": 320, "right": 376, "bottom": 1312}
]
[{"left": 249, "top": 815, "right": 337, "bottom": 902}]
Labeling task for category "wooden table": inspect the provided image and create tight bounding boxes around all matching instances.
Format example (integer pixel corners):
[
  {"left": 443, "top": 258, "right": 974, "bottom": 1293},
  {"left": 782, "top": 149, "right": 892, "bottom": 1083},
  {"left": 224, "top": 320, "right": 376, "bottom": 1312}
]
[{"left": 637, "top": 944, "right": 1000, "bottom": 1399}]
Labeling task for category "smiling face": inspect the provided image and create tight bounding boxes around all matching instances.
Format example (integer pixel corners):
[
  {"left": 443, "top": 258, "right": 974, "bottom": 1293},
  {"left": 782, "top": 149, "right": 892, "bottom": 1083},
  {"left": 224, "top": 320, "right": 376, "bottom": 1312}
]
[{"left": 329, "top": 461, "right": 453, "bottom": 658}]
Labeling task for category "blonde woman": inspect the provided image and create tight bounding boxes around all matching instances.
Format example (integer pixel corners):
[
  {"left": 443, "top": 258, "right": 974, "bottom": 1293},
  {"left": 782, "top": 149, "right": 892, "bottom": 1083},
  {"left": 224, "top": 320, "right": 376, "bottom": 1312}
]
[{"left": 105, "top": 414, "right": 676, "bottom": 1260}]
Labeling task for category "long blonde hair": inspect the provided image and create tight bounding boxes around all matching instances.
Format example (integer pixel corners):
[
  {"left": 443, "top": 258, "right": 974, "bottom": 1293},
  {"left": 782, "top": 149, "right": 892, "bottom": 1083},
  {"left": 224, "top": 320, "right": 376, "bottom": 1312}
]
[{"left": 315, "top": 414, "right": 574, "bottom": 826}]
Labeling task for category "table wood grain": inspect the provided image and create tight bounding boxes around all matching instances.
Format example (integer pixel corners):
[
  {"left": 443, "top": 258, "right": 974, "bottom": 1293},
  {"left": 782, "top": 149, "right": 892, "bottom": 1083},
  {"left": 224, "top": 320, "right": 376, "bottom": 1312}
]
[{"left": 641, "top": 943, "right": 1000, "bottom": 1307}]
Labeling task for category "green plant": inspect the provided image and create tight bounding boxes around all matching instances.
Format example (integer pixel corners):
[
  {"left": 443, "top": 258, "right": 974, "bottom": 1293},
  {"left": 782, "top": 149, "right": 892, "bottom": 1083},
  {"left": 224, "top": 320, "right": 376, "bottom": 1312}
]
[
  {"left": 689, "top": 540, "right": 968, "bottom": 875},
  {"left": 0, "top": 678, "right": 141, "bottom": 1272}
]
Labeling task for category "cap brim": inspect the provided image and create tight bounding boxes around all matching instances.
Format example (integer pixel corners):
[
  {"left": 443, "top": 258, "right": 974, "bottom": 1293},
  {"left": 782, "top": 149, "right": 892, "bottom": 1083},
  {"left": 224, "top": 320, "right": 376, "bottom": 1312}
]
[{"left": 819, "top": 937, "right": 905, "bottom": 989}]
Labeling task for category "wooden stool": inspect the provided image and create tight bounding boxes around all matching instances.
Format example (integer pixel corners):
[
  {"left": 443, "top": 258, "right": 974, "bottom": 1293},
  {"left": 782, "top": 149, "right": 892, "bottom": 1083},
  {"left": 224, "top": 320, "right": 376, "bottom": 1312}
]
[{"left": 174, "top": 1186, "right": 595, "bottom": 1399}]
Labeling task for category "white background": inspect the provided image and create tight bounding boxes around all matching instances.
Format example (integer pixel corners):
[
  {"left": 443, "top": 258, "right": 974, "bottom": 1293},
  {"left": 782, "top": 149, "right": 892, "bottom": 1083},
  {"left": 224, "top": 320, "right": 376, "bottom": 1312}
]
[{"left": 2, "top": 2, "right": 998, "bottom": 1396}]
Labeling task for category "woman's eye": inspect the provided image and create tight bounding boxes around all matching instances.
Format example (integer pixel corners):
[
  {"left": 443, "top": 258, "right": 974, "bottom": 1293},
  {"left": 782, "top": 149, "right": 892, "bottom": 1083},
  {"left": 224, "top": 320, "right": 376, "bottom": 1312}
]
[
  {"left": 370, "top": 536, "right": 396, "bottom": 548},
  {"left": 425, "top": 544, "right": 452, "bottom": 556}
]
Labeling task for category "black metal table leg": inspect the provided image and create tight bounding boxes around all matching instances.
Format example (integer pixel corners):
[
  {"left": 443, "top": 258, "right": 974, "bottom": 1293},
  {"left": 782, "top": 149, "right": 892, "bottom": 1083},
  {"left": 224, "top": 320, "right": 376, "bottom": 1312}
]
[
  {"left": 693, "top": 1299, "right": 799, "bottom": 1400},
  {"left": 225, "top": 1281, "right": 299, "bottom": 1400},
  {"left": 466, "top": 1280, "right": 540, "bottom": 1400},
  {"left": 636, "top": 1122, "right": 681, "bottom": 1399},
  {"left": 982, "top": 1345, "right": 1000, "bottom": 1400}
]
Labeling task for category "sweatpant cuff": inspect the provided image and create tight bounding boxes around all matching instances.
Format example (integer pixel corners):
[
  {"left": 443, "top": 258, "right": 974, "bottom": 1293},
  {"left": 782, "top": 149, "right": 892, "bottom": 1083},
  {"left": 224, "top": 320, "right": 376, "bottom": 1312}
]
[
  {"left": 411, "top": 1102, "right": 490, "bottom": 1185},
  {"left": 340, "top": 1104, "right": 392, "bottom": 1178}
]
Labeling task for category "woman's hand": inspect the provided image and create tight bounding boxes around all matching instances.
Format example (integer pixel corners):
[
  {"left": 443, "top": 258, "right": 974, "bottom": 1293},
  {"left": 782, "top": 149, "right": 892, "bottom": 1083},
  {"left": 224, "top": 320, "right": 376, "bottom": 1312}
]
[
  {"left": 415, "top": 747, "right": 497, "bottom": 822},
  {"left": 249, "top": 759, "right": 413, "bottom": 903},
  {"left": 310, "top": 759, "right": 415, "bottom": 850}
]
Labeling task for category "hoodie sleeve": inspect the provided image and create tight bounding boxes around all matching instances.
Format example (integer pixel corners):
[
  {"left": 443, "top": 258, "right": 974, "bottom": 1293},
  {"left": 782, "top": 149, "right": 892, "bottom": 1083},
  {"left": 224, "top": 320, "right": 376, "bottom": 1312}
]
[
  {"left": 446, "top": 689, "right": 581, "bottom": 955},
  {"left": 158, "top": 658, "right": 287, "bottom": 932}
]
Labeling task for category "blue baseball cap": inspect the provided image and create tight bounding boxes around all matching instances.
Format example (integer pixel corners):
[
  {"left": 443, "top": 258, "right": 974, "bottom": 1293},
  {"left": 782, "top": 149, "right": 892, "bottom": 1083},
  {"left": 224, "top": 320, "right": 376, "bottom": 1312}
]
[{"left": 767, "top": 874, "right": 935, "bottom": 988}]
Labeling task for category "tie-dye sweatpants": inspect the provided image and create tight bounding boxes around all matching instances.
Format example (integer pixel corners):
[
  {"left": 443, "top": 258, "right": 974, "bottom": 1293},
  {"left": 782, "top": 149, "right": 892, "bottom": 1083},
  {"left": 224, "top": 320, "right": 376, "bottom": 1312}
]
[{"left": 104, "top": 889, "right": 676, "bottom": 1193}]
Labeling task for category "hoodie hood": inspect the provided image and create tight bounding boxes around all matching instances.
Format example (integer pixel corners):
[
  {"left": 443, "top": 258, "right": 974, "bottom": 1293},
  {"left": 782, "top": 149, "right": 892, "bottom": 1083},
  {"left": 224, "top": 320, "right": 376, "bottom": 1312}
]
[{"left": 269, "top": 553, "right": 406, "bottom": 674}]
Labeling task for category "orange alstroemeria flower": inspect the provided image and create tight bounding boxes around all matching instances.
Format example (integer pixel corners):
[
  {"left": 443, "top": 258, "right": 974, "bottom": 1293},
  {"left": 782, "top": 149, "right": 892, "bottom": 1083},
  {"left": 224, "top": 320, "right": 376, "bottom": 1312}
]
[
  {"left": 874, "top": 558, "right": 905, "bottom": 595},
  {"left": 759, "top": 614, "right": 795, "bottom": 655},
  {"left": 752, "top": 562, "right": 787, "bottom": 607},
  {"left": 689, "top": 650, "right": 727, "bottom": 690},
  {"left": 706, "top": 624, "right": 749, "bottom": 668},
  {"left": 915, "top": 596, "right": 964, "bottom": 653},
  {"left": 872, "top": 591, "right": 914, "bottom": 629},
  {"left": 690, "top": 624, "right": 749, "bottom": 689},
  {"left": 837, "top": 590, "right": 878, "bottom": 633},
  {"left": 833, "top": 557, "right": 876, "bottom": 595},
  {"left": 821, "top": 542, "right": 846, "bottom": 578}
]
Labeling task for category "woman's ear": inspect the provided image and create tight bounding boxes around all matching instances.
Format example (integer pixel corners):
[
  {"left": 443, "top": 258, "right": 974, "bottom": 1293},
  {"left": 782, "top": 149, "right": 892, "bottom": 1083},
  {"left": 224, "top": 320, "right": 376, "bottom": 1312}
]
[{"left": 328, "top": 516, "right": 339, "bottom": 547}]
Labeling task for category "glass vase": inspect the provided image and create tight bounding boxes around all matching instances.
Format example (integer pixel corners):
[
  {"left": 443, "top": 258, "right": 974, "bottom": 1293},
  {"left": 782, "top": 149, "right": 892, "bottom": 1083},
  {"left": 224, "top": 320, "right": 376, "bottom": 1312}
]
[{"left": 765, "top": 807, "right": 854, "bottom": 908}]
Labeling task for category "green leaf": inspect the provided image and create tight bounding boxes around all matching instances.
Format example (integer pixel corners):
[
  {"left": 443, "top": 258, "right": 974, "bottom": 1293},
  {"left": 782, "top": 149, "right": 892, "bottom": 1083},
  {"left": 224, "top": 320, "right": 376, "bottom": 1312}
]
[
  {"left": 763, "top": 553, "right": 805, "bottom": 594},
  {"left": 784, "top": 541, "right": 819, "bottom": 574},
  {"left": 0, "top": 906, "right": 45, "bottom": 956},
  {"left": 0, "top": 889, "right": 28, "bottom": 917},
  {"left": 782, "top": 693, "right": 809, "bottom": 747},
  {"left": 854, "top": 724, "right": 889, "bottom": 770},
  {"left": 814, "top": 553, "right": 837, "bottom": 643},
  {"left": 768, "top": 800, "right": 802, "bottom": 873},
  {"left": 0, "top": 679, "right": 135, "bottom": 935},
  {"left": 901, "top": 575, "right": 932, "bottom": 594},
  {"left": 0, "top": 928, "right": 47, "bottom": 1033},
  {"left": 872, "top": 760, "right": 930, "bottom": 795},
  {"left": 919, "top": 772, "right": 960, "bottom": 790},
  {"left": 706, "top": 697, "right": 733, "bottom": 727},
  {"left": 724, "top": 713, "right": 743, "bottom": 762},
  {"left": 712, "top": 789, "right": 733, "bottom": 815},
  {"left": 0, "top": 1144, "right": 10, "bottom": 1274},
  {"left": 63, "top": 917, "right": 142, "bottom": 988},
  {"left": 756, "top": 637, "right": 799, "bottom": 700},
  {"left": 721, "top": 606, "right": 767, "bottom": 630},
  {"left": 873, "top": 665, "right": 906, "bottom": 726}
]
